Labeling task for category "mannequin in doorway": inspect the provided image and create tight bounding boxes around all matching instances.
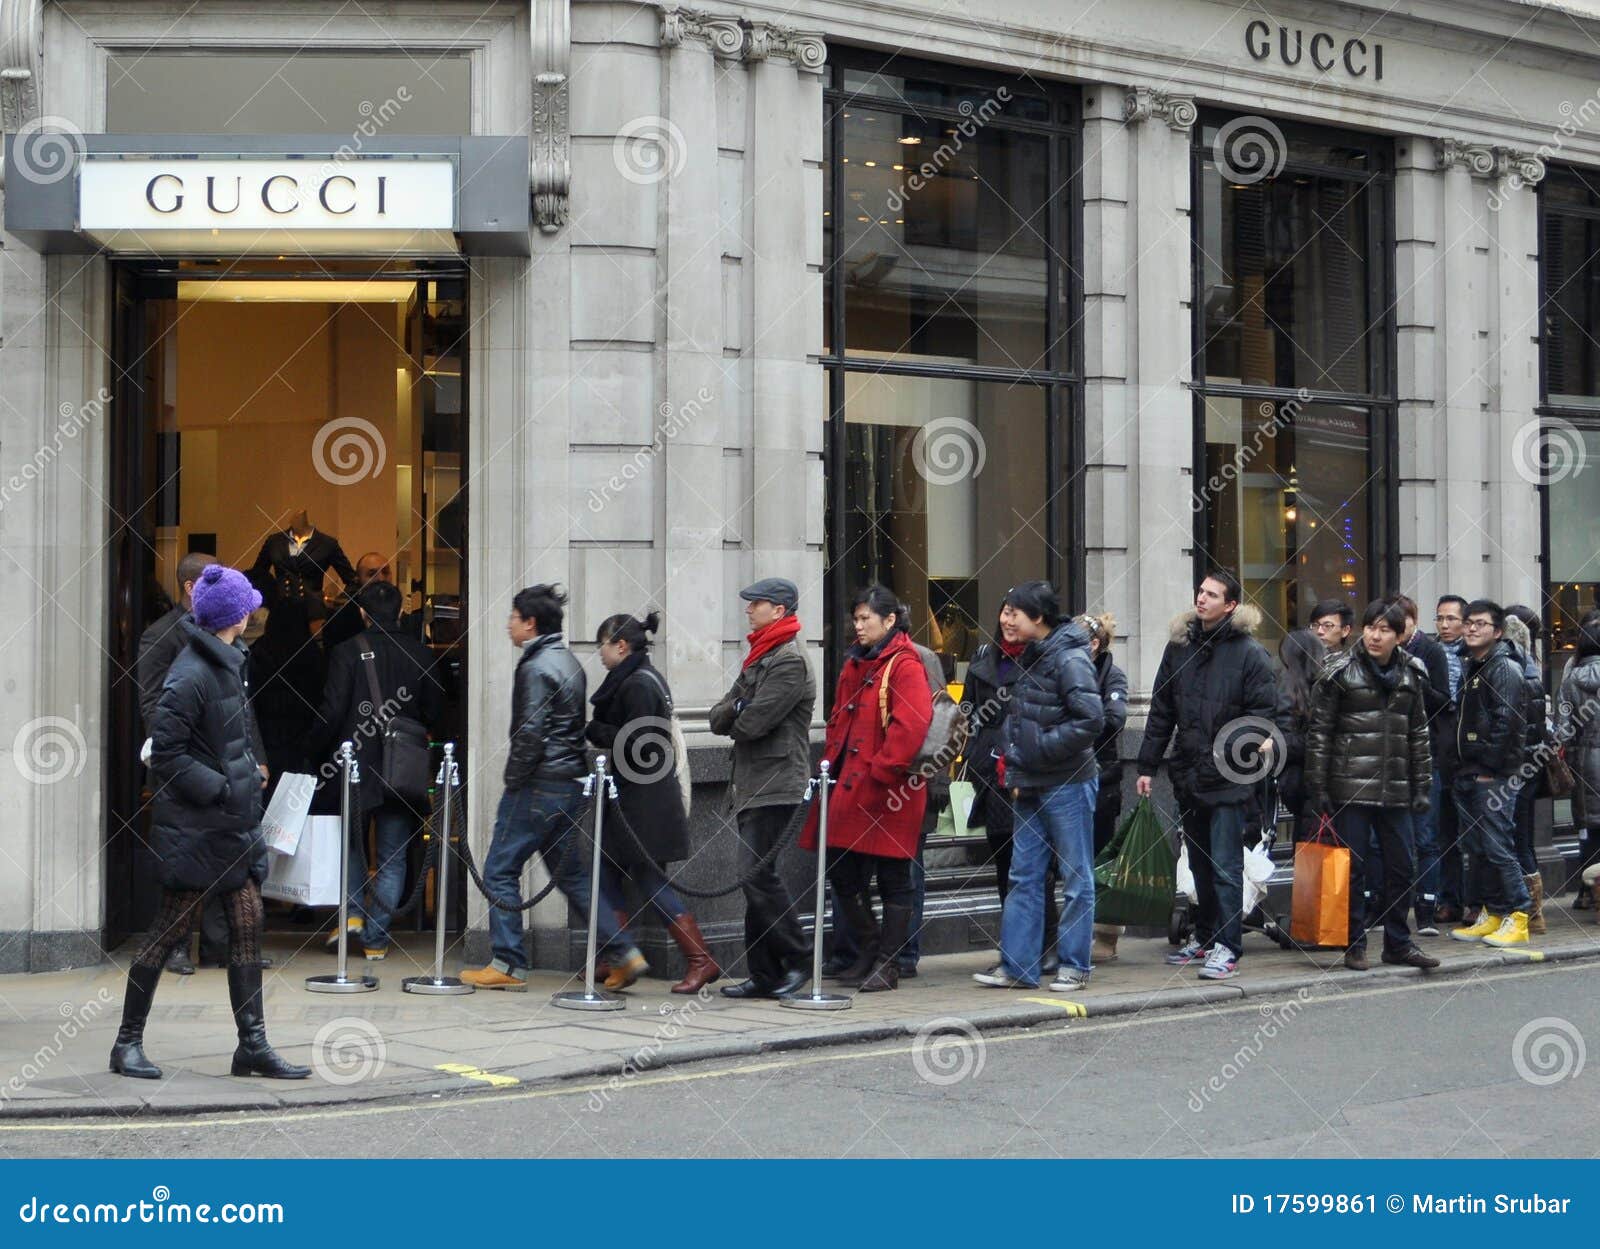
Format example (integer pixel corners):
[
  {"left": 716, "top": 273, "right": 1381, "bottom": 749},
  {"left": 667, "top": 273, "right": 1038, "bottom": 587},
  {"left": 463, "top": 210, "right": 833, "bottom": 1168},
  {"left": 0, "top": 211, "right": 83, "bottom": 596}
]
[{"left": 247, "top": 508, "right": 357, "bottom": 621}]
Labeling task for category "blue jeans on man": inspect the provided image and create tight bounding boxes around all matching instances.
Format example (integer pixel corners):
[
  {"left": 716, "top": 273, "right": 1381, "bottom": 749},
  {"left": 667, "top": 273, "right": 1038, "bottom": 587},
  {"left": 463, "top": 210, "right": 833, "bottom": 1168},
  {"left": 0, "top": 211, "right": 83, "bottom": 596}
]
[
  {"left": 1336, "top": 805, "right": 1416, "bottom": 954},
  {"left": 1179, "top": 799, "right": 1247, "bottom": 959},
  {"left": 485, "top": 780, "right": 634, "bottom": 975},
  {"left": 1409, "top": 770, "right": 1443, "bottom": 922},
  {"left": 1452, "top": 774, "right": 1532, "bottom": 917},
  {"left": 997, "top": 777, "right": 1098, "bottom": 984},
  {"left": 348, "top": 804, "right": 416, "bottom": 950}
]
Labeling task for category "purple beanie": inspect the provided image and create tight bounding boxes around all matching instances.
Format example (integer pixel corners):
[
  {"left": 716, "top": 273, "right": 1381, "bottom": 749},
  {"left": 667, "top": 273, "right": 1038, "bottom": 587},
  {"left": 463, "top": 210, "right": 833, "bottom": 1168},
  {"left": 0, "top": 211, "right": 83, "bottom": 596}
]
[{"left": 192, "top": 564, "right": 263, "bottom": 631}]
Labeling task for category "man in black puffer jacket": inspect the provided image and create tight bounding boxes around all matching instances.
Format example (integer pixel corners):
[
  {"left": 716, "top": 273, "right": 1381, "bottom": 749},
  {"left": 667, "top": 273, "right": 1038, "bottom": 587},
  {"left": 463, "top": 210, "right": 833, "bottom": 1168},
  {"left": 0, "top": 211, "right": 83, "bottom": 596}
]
[
  {"left": 1304, "top": 599, "right": 1437, "bottom": 972},
  {"left": 973, "top": 582, "right": 1104, "bottom": 993},
  {"left": 1137, "top": 570, "right": 1280, "bottom": 982},
  {"left": 461, "top": 585, "right": 647, "bottom": 991},
  {"left": 1448, "top": 600, "right": 1534, "bottom": 947}
]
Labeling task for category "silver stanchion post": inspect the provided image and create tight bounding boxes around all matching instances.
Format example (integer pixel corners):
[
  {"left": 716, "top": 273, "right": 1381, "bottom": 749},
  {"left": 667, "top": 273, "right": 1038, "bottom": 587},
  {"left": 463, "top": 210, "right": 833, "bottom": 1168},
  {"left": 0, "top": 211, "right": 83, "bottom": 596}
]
[
  {"left": 553, "top": 755, "right": 625, "bottom": 1011},
  {"left": 307, "top": 740, "right": 379, "bottom": 993},
  {"left": 404, "top": 742, "right": 472, "bottom": 996},
  {"left": 782, "top": 759, "right": 850, "bottom": 1011}
]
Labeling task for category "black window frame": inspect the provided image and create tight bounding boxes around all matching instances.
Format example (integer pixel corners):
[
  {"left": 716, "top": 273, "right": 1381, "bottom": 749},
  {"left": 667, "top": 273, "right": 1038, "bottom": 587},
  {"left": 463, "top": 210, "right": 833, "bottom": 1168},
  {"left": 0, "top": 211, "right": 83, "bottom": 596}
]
[
  {"left": 821, "top": 49, "right": 1083, "bottom": 680},
  {"left": 1188, "top": 109, "right": 1398, "bottom": 629}
]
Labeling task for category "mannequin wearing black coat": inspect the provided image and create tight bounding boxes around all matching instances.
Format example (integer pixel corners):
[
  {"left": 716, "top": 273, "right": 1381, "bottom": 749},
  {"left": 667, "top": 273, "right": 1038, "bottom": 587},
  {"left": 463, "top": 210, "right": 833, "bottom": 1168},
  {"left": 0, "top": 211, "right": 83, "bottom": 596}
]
[{"left": 247, "top": 525, "right": 357, "bottom": 614}]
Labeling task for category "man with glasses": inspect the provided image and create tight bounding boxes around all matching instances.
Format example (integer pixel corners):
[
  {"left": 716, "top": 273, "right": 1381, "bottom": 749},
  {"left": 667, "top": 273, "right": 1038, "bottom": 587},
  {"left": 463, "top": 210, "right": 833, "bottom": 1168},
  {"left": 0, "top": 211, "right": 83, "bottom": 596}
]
[
  {"left": 1310, "top": 600, "right": 1354, "bottom": 654},
  {"left": 1448, "top": 601, "right": 1534, "bottom": 947},
  {"left": 1430, "top": 594, "right": 1469, "bottom": 923}
]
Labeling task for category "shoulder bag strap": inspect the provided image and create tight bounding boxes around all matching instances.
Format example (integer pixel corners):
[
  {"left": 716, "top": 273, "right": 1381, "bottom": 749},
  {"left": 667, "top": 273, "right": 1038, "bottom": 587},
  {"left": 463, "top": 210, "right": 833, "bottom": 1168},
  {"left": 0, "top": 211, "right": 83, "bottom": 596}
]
[
  {"left": 878, "top": 653, "right": 900, "bottom": 729},
  {"left": 358, "top": 641, "right": 387, "bottom": 723}
]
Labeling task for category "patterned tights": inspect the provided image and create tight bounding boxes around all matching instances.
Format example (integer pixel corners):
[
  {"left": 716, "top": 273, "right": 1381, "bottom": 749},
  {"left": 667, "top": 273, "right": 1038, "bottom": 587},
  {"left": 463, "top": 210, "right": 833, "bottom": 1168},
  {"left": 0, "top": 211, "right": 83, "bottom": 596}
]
[{"left": 132, "top": 879, "right": 263, "bottom": 969}]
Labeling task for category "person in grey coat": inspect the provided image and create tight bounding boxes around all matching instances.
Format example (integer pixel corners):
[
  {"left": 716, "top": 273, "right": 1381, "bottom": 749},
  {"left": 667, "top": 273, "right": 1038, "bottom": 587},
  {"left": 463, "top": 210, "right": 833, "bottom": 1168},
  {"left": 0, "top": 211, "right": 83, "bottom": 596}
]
[{"left": 708, "top": 577, "right": 816, "bottom": 1000}]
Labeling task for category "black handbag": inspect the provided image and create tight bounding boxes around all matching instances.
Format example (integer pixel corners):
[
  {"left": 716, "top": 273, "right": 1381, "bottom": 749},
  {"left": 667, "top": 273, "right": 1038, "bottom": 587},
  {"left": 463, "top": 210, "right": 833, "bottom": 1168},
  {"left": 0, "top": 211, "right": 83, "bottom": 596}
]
[{"left": 359, "top": 644, "right": 432, "bottom": 804}]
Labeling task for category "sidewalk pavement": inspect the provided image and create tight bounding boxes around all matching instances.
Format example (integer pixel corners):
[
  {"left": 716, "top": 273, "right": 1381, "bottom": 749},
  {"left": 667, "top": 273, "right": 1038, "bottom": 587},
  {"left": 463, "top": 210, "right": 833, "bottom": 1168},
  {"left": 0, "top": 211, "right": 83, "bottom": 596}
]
[{"left": 3, "top": 901, "right": 1596, "bottom": 1120}]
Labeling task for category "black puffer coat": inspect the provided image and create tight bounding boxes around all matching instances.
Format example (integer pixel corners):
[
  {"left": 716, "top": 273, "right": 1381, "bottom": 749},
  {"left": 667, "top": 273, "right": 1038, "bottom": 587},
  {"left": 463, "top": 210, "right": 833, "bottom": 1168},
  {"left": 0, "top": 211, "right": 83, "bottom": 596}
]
[
  {"left": 1303, "top": 647, "right": 1432, "bottom": 810},
  {"left": 1137, "top": 605, "right": 1281, "bottom": 805},
  {"left": 963, "top": 643, "right": 1020, "bottom": 833},
  {"left": 1558, "top": 655, "right": 1600, "bottom": 829},
  {"left": 1456, "top": 640, "right": 1528, "bottom": 779},
  {"left": 1092, "top": 648, "right": 1129, "bottom": 793},
  {"left": 586, "top": 652, "right": 690, "bottom": 867},
  {"left": 148, "top": 620, "right": 267, "bottom": 892},
  {"left": 1003, "top": 623, "right": 1104, "bottom": 790},
  {"left": 505, "top": 633, "right": 588, "bottom": 788}
]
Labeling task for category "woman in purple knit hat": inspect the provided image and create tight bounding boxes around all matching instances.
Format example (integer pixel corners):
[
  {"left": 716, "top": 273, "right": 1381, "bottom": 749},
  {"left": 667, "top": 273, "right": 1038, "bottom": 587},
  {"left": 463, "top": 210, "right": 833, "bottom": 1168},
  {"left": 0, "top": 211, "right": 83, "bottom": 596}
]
[{"left": 110, "top": 565, "right": 309, "bottom": 1081}]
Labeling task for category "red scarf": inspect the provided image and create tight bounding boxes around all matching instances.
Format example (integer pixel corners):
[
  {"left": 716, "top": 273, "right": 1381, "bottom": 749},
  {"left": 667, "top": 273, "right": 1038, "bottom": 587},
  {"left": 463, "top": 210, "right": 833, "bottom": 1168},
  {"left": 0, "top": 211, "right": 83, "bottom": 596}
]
[
  {"left": 999, "top": 637, "right": 1027, "bottom": 659},
  {"left": 743, "top": 615, "right": 802, "bottom": 669}
]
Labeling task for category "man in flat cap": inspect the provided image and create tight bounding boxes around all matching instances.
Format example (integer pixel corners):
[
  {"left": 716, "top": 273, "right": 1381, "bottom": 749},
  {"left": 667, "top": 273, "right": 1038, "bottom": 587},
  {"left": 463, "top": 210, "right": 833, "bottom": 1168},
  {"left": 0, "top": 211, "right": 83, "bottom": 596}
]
[{"left": 707, "top": 578, "right": 815, "bottom": 999}]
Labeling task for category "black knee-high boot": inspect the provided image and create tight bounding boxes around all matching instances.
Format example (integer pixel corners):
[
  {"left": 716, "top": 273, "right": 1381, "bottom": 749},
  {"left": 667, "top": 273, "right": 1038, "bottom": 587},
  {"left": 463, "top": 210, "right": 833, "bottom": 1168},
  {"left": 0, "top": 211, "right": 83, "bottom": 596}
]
[
  {"left": 227, "top": 965, "right": 311, "bottom": 1079},
  {"left": 109, "top": 963, "right": 165, "bottom": 1079}
]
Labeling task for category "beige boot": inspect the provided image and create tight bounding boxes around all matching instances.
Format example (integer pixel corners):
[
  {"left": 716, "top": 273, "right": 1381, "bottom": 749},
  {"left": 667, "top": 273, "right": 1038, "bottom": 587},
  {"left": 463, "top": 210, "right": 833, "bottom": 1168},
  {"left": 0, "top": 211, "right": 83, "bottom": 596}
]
[
  {"left": 1091, "top": 924, "right": 1122, "bottom": 964},
  {"left": 1525, "top": 873, "right": 1546, "bottom": 934}
]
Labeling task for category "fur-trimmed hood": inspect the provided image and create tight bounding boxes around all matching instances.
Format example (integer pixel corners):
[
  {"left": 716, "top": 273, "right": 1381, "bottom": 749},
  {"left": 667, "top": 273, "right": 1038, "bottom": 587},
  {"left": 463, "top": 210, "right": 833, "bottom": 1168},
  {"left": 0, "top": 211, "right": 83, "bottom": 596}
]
[{"left": 1167, "top": 603, "right": 1263, "bottom": 645}]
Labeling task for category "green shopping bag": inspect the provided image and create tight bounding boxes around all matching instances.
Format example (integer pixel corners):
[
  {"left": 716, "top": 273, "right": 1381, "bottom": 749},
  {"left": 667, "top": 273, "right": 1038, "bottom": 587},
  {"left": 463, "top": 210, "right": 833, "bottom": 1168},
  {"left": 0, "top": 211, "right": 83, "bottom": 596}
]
[
  {"left": 933, "top": 780, "right": 983, "bottom": 839},
  {"left": 1093, "top": 797, "right": 1177, "bottom": 927}
]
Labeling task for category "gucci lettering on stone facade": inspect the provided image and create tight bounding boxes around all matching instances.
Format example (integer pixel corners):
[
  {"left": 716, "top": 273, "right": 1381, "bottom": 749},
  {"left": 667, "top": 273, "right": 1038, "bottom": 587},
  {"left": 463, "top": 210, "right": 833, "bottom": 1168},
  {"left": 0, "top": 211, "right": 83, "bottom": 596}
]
[{"left": 1244, "top": 20, "right": 1384, "bottom": 80}]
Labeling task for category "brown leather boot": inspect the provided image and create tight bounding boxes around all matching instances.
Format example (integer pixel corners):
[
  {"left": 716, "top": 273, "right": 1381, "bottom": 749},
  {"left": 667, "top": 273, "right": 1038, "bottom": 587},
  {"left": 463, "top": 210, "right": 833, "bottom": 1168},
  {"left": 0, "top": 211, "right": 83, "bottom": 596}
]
[
  {"left": 1091, "top": 924, "right": 1122, "bottom": 964},
  {"left": 1525, "top": 874, "right": 1546, "bottom": 934},
  {"left": 860, "top": 903, "right": 910, "bottom": 992},
  {"left": 667, "top": 913, "right": 721, "bottom": 993},
  {"left": 832, "top": 892, "right": 880, "bottom": 987}
]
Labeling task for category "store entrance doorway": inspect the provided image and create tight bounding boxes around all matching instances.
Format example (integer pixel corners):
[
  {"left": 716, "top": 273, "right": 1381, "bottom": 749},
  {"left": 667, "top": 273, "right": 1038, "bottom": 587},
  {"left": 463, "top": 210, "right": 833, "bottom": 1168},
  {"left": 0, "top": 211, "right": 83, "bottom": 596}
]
[{"left": 106, "top": 260, "right": 469, "bottom": 953}]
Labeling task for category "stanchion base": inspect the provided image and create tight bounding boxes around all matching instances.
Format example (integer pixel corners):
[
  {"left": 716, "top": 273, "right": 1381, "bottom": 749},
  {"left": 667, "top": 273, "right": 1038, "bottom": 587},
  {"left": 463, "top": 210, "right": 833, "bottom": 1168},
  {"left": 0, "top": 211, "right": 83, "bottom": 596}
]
[
  {"left": 551, "top": 989, "right": 625, "bottom": 1012},
  {"left": 780, "top": 992, "right": 852, "bottom": 1012},
  {"left": 401, "top": 976, "right": 474, "bottom": 996},
  {"left": 305, "top": 974, "right": 379, "bottom": 994}
]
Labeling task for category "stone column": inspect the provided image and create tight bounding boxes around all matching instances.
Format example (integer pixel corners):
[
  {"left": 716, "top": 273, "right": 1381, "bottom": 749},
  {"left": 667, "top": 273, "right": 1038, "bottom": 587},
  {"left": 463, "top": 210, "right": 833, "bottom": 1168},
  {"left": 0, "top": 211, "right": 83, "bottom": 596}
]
[
  {"left": 1487, "top": 148, "right": 1545, "bottom": 610},
  {"left": 1394, "top": 137, "right": 1442, "bottom": 610},
  {"left": 1117, "top": 86, "right": 1197, "bottom": 700},
  {"left": 745, "top": 21, "right": 826, "bottom": 667}
]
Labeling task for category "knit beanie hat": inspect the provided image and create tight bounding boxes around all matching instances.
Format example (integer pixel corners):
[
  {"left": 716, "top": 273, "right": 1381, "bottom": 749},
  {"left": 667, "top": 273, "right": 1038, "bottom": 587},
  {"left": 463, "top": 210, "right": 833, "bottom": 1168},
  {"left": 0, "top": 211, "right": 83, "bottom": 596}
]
[{"left": 192, "top": 564, "right": 262, "bottom": 631}]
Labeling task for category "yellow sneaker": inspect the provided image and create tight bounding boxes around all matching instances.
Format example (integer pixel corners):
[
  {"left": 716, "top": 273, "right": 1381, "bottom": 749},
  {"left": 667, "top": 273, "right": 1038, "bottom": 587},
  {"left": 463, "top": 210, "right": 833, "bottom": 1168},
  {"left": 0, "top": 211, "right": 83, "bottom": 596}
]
[
  {"left": 459, "top": 965, "right": 528, "bottom": 991},
  {"left": 1482, "top": 911, "right": 1530, "bottom": 947},
  {"left": 1450, "top": 912, "right": 1501, "bottom": 942},
  {"left": 323, "top": 917, "right": 363, "bottom": 951}
]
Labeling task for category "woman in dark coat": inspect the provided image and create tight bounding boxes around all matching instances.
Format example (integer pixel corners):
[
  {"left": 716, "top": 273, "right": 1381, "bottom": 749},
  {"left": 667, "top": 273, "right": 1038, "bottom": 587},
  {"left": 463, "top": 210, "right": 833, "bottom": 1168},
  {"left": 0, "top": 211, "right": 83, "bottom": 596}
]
[
  {"left": 248, "top": 598, "right": 326, "bottom": 782},
  {"left": 802, "top": 585, "right": 933, "bottom": 992},
  {"left": 585, "top": 612, "right": 719, "bottom": 993},
  {"left": 1277, "top": 627, "right": 1324, "bottom": 838},
  {"left": 1077, "top": 612, "right": 1129, "bottom": 963},
  {"left": 1557, "top": 612, "right": 1600, "bottom": 915},
  {"left": 110, "top": 565, "right": 309, "bottom": 1082}
]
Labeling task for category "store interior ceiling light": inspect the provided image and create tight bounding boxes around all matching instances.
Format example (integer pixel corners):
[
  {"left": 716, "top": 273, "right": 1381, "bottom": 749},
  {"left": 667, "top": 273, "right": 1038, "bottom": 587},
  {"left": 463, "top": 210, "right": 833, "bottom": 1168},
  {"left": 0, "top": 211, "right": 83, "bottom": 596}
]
[{"left": 177, "top": 279, "right": 419, "bottom": 303}]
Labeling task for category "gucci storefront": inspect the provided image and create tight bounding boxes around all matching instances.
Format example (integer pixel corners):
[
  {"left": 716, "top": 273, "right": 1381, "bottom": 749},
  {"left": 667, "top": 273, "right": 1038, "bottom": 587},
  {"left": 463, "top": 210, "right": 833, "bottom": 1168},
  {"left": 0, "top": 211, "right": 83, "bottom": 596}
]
[{"left": 3, "top": 0, "right": 1598, "bottom": 972}]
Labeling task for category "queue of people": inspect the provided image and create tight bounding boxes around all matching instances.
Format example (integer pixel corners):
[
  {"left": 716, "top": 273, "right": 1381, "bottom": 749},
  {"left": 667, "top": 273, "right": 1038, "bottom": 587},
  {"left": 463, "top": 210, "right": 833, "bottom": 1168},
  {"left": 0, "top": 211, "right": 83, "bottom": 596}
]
[{"left": 116, "top": 556, "right": 1599, "bottom": 1080}]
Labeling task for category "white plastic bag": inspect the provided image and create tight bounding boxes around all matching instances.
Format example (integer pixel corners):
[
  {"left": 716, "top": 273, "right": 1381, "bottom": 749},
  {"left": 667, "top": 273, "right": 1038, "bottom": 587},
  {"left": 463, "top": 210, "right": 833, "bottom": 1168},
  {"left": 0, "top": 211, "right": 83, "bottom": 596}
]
[
  {"left": 1243, "top": 839, "right": 1275, "bottom": 915},
  {"left": 262, "top": 815, "right": 342, "bottom": 906},
  {"left": 259, "top": 772, "right": 316, "bottom": 856},
  {"left": 1175, "top": 843, "right": 1198, "bottom": 903}
]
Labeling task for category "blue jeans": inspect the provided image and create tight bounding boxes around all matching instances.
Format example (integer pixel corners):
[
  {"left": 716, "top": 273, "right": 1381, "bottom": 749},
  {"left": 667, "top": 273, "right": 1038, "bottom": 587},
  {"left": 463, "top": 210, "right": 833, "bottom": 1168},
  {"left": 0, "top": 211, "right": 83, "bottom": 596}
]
[
  {"left": 1410, "top": 770, "right": 1443, "bottom": 918},
  {"left": 998, "top": 777, "right": 1098, "bottom": 983},
  {"left": 599, "top": 857, "right": 688, "bottom": 924},
  {"left": 348, "top": 806, "right": 416, "bottom": 949},
  {"left": 1453, "top": 775, "right": 1532, "bottom": 916},
  {"left": 1335, "top": 805, "right": 1416, "bottom": 954},
  {"left": 485, "top": 781, "right": 634, "bottom": 975},
  {"left": 1180, "top": 799, "right": 1247, "bottom": 959}
]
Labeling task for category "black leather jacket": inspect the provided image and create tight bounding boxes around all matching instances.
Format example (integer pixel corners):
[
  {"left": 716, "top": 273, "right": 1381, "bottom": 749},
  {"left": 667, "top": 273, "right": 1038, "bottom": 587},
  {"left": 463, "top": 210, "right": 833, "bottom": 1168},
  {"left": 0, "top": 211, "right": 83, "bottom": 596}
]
[
  {"left": 505, "top": 633, "right": 588, "bottom": 789},
  {"left": 1002, "top": 623, "right": 1104, "bottom": 790},
  {"left": 1456, "top": 640, "right": 1528, "bottom": 779},
  {"left": 1303, "top": 648, "right": 1432, "bottom": 811}
]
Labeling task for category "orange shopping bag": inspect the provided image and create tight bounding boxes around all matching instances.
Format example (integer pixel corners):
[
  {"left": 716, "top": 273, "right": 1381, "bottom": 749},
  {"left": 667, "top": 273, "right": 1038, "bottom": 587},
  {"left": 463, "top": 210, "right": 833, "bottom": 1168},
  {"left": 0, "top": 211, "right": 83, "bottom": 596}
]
[{"left": 1290, "top": 816, "right": 1351, "bottom": 947}]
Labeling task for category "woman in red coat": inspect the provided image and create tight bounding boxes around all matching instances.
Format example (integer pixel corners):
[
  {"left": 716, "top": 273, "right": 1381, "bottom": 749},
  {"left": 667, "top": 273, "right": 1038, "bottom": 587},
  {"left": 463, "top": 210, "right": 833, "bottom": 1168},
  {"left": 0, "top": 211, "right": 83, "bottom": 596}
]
[{"left": 802, "top": 585, "right": 933, "bottom": 992}]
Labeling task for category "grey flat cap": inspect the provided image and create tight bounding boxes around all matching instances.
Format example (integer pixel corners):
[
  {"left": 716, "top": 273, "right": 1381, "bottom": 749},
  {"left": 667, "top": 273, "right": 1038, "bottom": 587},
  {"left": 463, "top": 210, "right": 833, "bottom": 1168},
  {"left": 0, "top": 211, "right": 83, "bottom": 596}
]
[{"left": 739, "top": 577, "right": 799, "bottom": 611}]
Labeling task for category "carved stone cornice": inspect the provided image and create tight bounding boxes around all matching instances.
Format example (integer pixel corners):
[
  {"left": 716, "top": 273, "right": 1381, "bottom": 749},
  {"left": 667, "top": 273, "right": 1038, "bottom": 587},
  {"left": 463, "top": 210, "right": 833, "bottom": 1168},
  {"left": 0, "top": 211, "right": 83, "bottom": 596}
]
[
  {"left": 744, "top": 20, "right": 826, "bottom": 71},
  {"left": 1, "top": 0, "right": 43, "bottom": 132},
  {"left": 530, "top": 0, "right": 570, "bottom": 234},
  {"left": 1123, "top": 86, "right": 1197, "bottom": 131},
  {"left": 660, "top": 6, "right": 745, "bottom": 59}
]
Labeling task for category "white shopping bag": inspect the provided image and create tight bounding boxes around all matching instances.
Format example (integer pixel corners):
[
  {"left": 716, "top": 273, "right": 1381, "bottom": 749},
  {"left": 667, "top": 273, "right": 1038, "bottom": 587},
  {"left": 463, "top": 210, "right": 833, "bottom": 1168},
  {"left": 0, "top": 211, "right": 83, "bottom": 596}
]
[
  {"left": 1243, "top": 839, "right": 1275, "bottom": 915},
  {"left": 259, "top": 772, "right": 317, "bottom": 856},
  {"left": 262, "top": 815, "right": 343, "bottom": 906},
  {"left": 1175, "top": 843, "right": 1197, "bottom": 903}
]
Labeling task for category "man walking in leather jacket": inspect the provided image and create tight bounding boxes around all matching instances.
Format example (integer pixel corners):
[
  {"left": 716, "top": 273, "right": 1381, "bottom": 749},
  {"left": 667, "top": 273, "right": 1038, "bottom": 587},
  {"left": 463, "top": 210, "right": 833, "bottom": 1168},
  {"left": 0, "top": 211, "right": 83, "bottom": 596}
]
[
  {"left": 461, "top": 585, "right": 647, "bottom": 990},
  {"left": 1448, "top": 600, "right": 1535, "bottom": 948}
]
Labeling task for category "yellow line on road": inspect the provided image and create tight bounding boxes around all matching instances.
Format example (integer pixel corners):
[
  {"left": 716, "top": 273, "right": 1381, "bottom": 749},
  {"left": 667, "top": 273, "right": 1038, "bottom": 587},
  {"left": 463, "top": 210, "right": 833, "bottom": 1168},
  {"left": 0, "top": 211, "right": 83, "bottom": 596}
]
[
  {"left": 1019, "top": 997, "right": 1088, "bottom": 1017},
  {"left": 435, "top": 1063, "right": 519, "bottom": 1088},
  {"left": 1, "top": 960, "right": 1582, "bottom": 1133}
]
